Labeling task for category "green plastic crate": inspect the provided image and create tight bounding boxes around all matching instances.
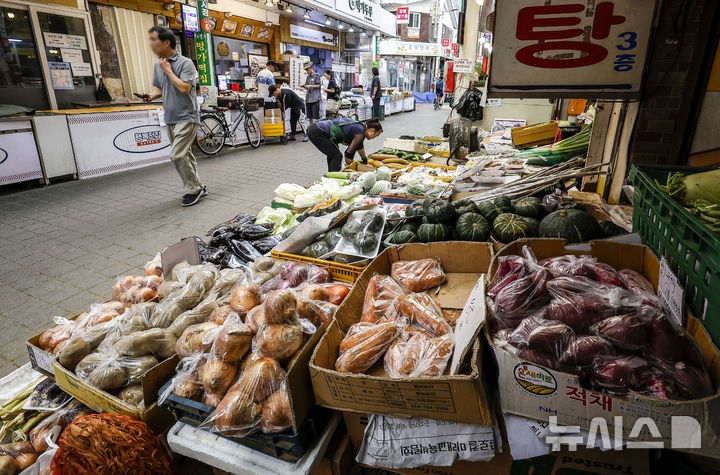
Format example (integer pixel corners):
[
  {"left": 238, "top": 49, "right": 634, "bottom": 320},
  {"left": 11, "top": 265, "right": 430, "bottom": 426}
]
[{"left": 629, "top": 164, "right": 720, "bottom": 341}]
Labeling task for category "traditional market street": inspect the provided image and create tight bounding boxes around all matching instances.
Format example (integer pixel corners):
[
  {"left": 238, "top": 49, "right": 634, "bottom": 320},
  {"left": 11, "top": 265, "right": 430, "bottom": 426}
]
[{"left": 0, "top": 104, "right": 445, "bottom": 377}]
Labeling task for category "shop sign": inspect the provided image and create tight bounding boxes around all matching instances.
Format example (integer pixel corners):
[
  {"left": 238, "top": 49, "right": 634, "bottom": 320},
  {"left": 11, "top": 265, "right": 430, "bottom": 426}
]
[
  {"left": 334, "top": 0, "right": 395, "bottom": 33},
  {"left": 453, "top": 58, "right": 474, "bottom": 74},
  {"left": 44, "top": 32, "right": 87, "bottom": 50},
  {"left": 396, "top": 7, "right": 409, "bottom": 24},
  {"left": 195, "top": 0, "right": 215, "bottom": 86},
  {"left": 489, "top": 0, "right": 657, "bottom": 98},
  {"left": 451, "top": 43, "right": 458, "bottom": 56},
  {"left": 289, "top": 24, "right": 337, "bottom": 47},
  {"left": 379, "top": 39, "right": 442, "bottom": 56},
  {"left": 442, "top": 38, "right": 449, "bottom": 47}
]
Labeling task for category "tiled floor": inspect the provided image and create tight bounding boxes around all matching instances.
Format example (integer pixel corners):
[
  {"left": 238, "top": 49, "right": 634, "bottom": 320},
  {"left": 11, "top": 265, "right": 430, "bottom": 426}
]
[{"left": 0, "top": 104, "right": 448, "bottom": 376}]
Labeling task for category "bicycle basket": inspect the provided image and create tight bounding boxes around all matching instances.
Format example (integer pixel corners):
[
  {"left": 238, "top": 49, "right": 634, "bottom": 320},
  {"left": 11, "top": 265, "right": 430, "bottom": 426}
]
[{"left": 244, "top": 100, "right": 261, "bottom": 112}]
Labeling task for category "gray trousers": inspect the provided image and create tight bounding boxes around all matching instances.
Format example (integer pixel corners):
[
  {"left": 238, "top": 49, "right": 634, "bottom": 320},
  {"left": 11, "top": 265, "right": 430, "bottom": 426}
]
[{"left": 167, "top": 122, "right": 203, "bottom": 195}]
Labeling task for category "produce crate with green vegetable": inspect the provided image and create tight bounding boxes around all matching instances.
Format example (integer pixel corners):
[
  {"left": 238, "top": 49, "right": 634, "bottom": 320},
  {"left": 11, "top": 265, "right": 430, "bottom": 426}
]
[{"left": 629, "top": 165, "right": 720, "bottom": 338}]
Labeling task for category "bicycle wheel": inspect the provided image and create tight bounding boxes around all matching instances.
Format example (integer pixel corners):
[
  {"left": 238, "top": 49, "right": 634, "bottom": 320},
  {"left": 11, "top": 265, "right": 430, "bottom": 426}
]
[
  {"left": 244, "top": 114, "right": 262, "bottom": 148},
  {"left": 196, "top": 115, "right": 225, "bottom": 155}
]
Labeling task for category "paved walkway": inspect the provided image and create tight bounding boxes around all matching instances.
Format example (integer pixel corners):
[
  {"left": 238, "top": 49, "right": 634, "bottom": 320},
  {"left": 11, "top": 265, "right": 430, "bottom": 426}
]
[{"left": 0, "top": 104, "right": 448, "bottom": 376}]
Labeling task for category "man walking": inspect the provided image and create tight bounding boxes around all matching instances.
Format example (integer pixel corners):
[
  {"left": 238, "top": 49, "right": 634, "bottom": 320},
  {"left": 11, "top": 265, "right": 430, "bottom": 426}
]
[
  {"left": 303, "top": 61, "right": 322, "bottom": 127},
  {"left": 370, "top": 66, "right": 382, "bottom": 120},
  {"left": 142, "top": 26, "right": 206, "bottom": 207},
  {"left": 257, "top": 60, "right": 279, "bottom": 109}
]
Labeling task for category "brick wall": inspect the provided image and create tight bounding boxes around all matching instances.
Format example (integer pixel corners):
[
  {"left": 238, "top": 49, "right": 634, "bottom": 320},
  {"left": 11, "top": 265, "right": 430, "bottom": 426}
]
[
  {"left": 396, "top": 12, "right": 431, "bottom": 42},
  {"left": 630, "top": 0, "right": 720, "bottom": 166}
]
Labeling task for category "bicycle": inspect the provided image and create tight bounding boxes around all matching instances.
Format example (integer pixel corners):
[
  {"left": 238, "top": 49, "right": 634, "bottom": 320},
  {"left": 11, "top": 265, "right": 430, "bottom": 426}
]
[
  {"left": 195, "top": 91, "right": 262, "bottom": 155},
  {"left": 326, "top": 98, "right": 359, "bottom": 121}
]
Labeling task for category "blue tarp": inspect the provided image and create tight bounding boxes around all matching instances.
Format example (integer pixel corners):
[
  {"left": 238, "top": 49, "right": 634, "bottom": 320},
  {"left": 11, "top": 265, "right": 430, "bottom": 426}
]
[{"left": 412, "top": 91, "right": 437, "bottom": 103}]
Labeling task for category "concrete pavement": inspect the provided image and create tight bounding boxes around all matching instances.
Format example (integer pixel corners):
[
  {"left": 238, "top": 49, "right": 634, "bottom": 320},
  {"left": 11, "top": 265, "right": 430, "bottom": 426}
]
[{"left": 0, "top": 104, "right": 448, "bottom": 376}]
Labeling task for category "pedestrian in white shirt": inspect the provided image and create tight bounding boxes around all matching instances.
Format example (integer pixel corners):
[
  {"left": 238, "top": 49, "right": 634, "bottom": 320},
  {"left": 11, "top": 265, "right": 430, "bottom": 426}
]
[{"left": 257, "top": 61, "right": 279, "bottom": 109}]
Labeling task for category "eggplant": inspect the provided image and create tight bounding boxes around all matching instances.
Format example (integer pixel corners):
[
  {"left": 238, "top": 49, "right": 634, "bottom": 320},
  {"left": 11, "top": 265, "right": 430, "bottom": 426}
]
[
  {"left": 208, "top": 231, "right": 236, "bottom": 247},
  {"left": 207, "top": 213, "right": 256, "bottom": 235},
  {"left": 222, "top": 253, "right": 247, "bottom": 269},
  {"left": 253, "top": 236, "right": 282, "bottom": 254},
  {"left": 230, "top": 239, "right": 263, "bottom": 261},
  {"left": 203, "top": 246, "right": 228, "bottom": 265},
  {"left": 236, "top": 223, "right": 274, "bottom": 240}
]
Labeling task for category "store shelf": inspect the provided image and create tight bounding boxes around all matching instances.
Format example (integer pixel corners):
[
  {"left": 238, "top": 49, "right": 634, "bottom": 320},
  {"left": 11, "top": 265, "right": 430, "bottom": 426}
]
[{"left": 167, "top": 413, "right": 340, "bottom": 475}]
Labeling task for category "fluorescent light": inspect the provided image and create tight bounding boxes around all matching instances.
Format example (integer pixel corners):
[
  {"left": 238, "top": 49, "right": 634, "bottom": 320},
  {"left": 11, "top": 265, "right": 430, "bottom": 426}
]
[
  {"left": 8, "top": 38, "right": 21, "bottom": 43},
  {"left": 305, "top": 19, "right": 326, "bottom": 27}
]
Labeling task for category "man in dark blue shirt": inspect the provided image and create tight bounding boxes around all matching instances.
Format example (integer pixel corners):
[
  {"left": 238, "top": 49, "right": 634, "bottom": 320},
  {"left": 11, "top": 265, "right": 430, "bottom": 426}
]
[
  {"left": 269, "top": 85, "right": 307, "bottom": 141},
  {"left": 370, "top": 67, "right": 382, "bottom": 120}
]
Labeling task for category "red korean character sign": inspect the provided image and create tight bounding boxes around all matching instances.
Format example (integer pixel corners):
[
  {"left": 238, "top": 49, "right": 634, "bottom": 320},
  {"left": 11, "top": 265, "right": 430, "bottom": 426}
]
[{"left": 488, "top": 0, "right": 657, "bottom": 98}]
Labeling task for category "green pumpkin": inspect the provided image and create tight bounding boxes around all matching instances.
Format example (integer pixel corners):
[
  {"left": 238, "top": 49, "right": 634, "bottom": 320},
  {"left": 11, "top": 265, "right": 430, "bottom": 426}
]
[
  {"left": 522, "top": 217, "right": 540, "bottom": 237},
  {"left": 405, "top": 200, "right": 425, "bottom": 217},
  {"left": 341, "top": 221, "right": 363, "bottom": 241},
  {"left": 512, "top": 196, "right": 544, "bottom": 219},
  {"left": 477, "top": 201, "right": 501, "bottom": 224},
  {"left": 398, "top": 221, "right": 420, "bottom": 234},
  {"left": 539, "top": 209, "right": 601, "bottom": 244},
  {"left": 423, "top": 199, "right": 456, "bottom": 224},
  {"left": 390, "top": 230, "right": 419, "bottom": 244},
  {"left": 456, "top": 202, "right": 482, "bottom": 216},
  {"left": 353, "top": 231, "right": 379, "bottom": 254},
  {"left": 493, "top": 213, "right": 530, "bottom": 243},
  {"left": 417, "top": 223, "right": 450, "bottom": 242},
  {"left": 307, "top": 241, "right": 331, "bottom": 258},
  {"left": 598, "top": 220, "right": 627, "bottom": 237},
  {"left": 557, "top": 201, "right": 585, "bottom": 211},
  {"left": 455, "top": 213, "right": 490, "bottom": 241},
  {"left": 324, "top": 228, "right": 343, "bottom": 247},
  {"left": 360, "top": 211, "right": 385, "bottom": 232},
  {"left": 494, "top": 196, "right": 512, "bottom": 209}
]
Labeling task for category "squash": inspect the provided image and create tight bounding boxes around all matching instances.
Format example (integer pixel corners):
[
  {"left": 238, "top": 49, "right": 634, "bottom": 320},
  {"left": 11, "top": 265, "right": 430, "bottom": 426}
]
[
  {"left": 598, "top": 220, "right": 627, "bottom": 237},
  {"left": 368, "top": 180, "right": 392, "bottom": 195},
  {"left": 307, "top": 241, "right": 330, "bottom": 258},
  {"left": 423, "top": 199, "right": 456, "bottom": 224},
  {"left": 358, "top": 172, "right": 376, "bottom": 192},
  {"left": 307, "top": 198, "right": 341, "bottom": 217},
  {"left": 456, "top": 202, "right": 482, "bottom": 215},
  {"left": 417, "top": 223, "right": 450, "bottom": 242},
  {"left": 341, "top": 220, "right": 363, "bottom": 241},
  {"left": 390, "top": 230, "right": 419, "bottom": 244},
  {"left": 522, "top": 217, "right": 540, "bottom": 237},
  {"left": 512, "top": 196, "right": 544, "bottom": 219},
  {"left": 494, "top": 196, "right": 512, "bottom": 209},
  {"left": 455, "top": 213, "right": 490, "bottom": 241},
  {"left": 360, "top": 211, "right": 385, "bottom": 232},
  {"left": 324, "top": 228, "right": 343, "bottom": 247},
  {"left": 398, "top": 221, "right": 419, "bottom": 234},
  {"left": 557, "top": 201, "right": 585, "bottom": 211},
  {"left": 476, "top": 201, "right": 501, "bottom": 224},
  {"left": 376, "top": 166, "right": 392, "bottom": 182},
  {"left": 405, "top": 200, "right": 425, "bottom": 217},
  {"left": 353, "top": 231, "right": 379, "bottom": 254},
  {"left": 539, "top": 209, "right": 601, "bottom": 244},
  {"left": 493, "top": 213, "right": 530, "bottom": 243}
]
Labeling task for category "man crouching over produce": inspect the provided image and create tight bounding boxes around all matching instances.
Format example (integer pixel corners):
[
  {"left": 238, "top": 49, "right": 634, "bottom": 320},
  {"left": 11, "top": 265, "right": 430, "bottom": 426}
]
[
  {"left": 307, "top": 117, "right": 383, "bottom": 172},
  {"left": 141, "top": 26, "right": 207, "bottom": 207}
]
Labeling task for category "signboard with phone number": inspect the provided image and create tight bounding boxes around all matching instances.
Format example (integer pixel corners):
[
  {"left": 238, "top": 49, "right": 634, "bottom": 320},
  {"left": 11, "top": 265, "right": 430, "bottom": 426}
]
[{"left": 488, "top": 0, "right": 657, "bottom": 98}]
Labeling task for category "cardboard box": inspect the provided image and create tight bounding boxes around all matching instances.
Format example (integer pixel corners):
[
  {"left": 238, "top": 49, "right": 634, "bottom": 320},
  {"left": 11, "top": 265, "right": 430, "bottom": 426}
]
[
  {"left": 310, "top": 242, "right": 495, "bottom": 424},
  {"left": 263, "top": 117, "right": 283, "bottom": 124},
  {"left": 26, "top": 312, "right": 82, "bottom": 378},
  {"left": 265, "top": 108, "right": 282, "bottom": 118},
  {"left": 485, "top": 239, "right": 720, "bottom": 454},
  {"left": 511, "top": 121, "right": 558, "bottom": 149},
  {"left": 342, "top": 412, "right": 650, "bottom": 475}
]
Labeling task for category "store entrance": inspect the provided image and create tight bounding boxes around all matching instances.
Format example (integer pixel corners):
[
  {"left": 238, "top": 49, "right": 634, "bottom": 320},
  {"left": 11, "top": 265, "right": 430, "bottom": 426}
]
[{"left": 0, "top": 6, "right": 50, "bottom": 110}]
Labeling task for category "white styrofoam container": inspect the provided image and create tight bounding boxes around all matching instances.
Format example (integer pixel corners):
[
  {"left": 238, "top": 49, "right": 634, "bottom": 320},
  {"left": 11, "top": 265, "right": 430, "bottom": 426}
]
[{"left": 167, "top": 413, "right": 341, "bottom": 475}]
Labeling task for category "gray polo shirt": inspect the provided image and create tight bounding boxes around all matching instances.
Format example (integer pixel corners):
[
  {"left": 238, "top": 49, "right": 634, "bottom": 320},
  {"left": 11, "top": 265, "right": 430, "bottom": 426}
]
[{"left": 152, "top": 52, "right": 200, "bottom": 124}]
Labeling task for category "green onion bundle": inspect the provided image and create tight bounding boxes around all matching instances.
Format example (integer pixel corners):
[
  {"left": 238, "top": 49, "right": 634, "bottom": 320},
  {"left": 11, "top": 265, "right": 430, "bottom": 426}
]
[{"left": 514, "top": 123, "right": 593, "bottom": 166}]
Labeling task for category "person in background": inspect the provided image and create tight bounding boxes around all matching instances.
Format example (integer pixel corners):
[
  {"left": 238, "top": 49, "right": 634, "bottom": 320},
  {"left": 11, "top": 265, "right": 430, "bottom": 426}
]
[
  {"left": 306, "top": 117, "right": 383, "bottom": 172},
  {"left": 142, "top": 26, "right": 206, "bottom": 207},
  {"left": 434, "top": 76, "right": 444, "bottom": 110},
  {"left": 257, "top": 60, "right": 278, "bottom": 109},
  {"left": 324, "top": 69, "right": 341, "bottom": 116},
  {"left": 303, "top": 60, "right": 322, "bottom": 125},
  {"left": 371, "top": 67, "right": 382, "bottom": 120},
  {"left": 268, "top": 85, "right": 307, "bottom": 142}
]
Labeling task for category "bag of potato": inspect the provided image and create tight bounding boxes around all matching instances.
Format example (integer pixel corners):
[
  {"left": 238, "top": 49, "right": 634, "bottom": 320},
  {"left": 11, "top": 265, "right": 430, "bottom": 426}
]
[
  {"left": 211, "top": 268, "right": 246, "bottom": 297},
  {"left": 112, "top": 275, "right": 163, "bottom": 304},
  {"left": 201, "top": 357, "right": 287, "bottom": 436},
  {"left": 145, "top": 253, "right": 163, "bottom": 277},
  {"left": 38, "top": 317, "right": 78, "bottom": 354},
  {"left": 253, "top": 290, "right": 317, "bottom": 363}
]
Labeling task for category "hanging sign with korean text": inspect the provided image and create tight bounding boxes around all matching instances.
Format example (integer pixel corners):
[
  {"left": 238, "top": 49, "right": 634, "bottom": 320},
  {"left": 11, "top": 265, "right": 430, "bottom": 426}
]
[
  {"left": 396, "top": 7, "right": 409, "bottom": 24},
  {"left": 488, "top": 0, "right": 657, "bottom": 98},
  {"left": 195, "top": 0, "right": 215, "bottom": 86}
]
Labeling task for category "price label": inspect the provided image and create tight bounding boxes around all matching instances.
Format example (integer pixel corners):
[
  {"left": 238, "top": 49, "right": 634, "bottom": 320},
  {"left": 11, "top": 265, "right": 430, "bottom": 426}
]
[{"left": 658, "top": 257, "right": 684, "bottom": 326}]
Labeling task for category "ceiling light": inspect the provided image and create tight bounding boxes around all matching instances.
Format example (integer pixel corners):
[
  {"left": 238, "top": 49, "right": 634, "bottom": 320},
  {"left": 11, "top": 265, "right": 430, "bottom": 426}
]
[
  {"left": 303, "top": 9, "right": 310, "bottom": 19},
  {"left": 361, "top": 29, "right": 367, "bottom": 36},
  {"left": 285, "top": 3, "right": 293, "bottom": 12},
  {"left": 7, "top": 12, "right": 15, "bottom": 18},
  {"left": 325, "top": 16, "right": 331, "bottom": 25},
  {"left": 348, "top": 26, "right": 354, "bottom": 32},
  {"left": 265, "top": 0, "right": 273, "bottom": 6},
  {"left": 338, "top": 23, "right": 344, "bottom": 29}
]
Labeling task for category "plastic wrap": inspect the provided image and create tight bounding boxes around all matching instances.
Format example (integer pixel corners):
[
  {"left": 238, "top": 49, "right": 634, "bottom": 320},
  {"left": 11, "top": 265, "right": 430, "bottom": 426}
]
[
  {"left": 361, "top": 274, "right": 406, "bottom": 324},
  {"left": 385, "top": 293, "right": 451, "bottom": 336},
  {"left": 488, "top": 267, "right": 552, "bottom": 329},
  {"left": 145, "top": 253, "right": 163, "bottom": 277},
  {"left": 112, "top": 275, "right": 162, "bottom": 304},
  {"left": 590, "top": 314, "right": 648, "bottom": 351},
  {"left": 211, "top": 268, "right": 246, "bottom": 297},
  {"left": 229, "top": 283, "right": 262, "bottom": 315},
  {"left": 335, "top": 321, "right": 402, "bottom": 374},
  {"left": 175, "top": 322, "right": 220, "bottom": 358},
  {"left": 263, "top": 289, "right": 299, "bottom": 324},
  {"left": 255, "top": 324, "right": 304, "bottom": 361},
  {"left": 334, "top": 210, "right": 387, "bottom": 258},
  {"left": 75, "top": 351, "right": 128, "bottom": 391},
  {"left": 384, "top": 332, "right": 454, "bottom": 378},
  {"left": 167, "top": 292, "right": 218, "bottom": 336},
  {"left": 391, "top": 258, "right": 446, "bottom": 293},
  {"left": 38, "top": 317, "right": 77, "bottom": 354},
  {"left": 618, "top": 269, "right": 655, "bottom": 295},
  {"left": 586, "top": 355, "right": 650, "bottom": 395},
  {"left": 526, "top": 321, "right": 575, "bottom": 358},
  {"left": 259, "top": 387, "right": 292, "bottom": 433},
  {"left": 559, "top": 336, "right": 615, "bottom": 367}
]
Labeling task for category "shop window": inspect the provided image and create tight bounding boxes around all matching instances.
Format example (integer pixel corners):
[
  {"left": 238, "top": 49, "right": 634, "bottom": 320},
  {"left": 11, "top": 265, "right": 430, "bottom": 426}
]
[
  {"left": 36, "top": 12, "right": 96, "bottom": 109},
  {"left": 0, "top": 7, "right": 49, "bottom": 110},
  {"left": 213, "top": 36, "right": 268, "bottom": 89},
  {"left": 408, "top": 13, "right": 420, "bottom": 39}
]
